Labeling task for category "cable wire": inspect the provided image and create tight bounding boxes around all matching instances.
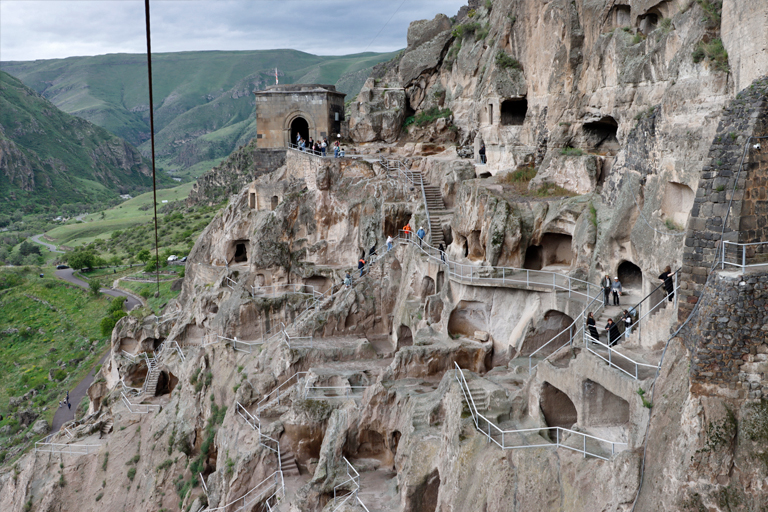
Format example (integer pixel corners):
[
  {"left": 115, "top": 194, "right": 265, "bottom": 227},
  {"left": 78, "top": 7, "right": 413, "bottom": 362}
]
[
  {"left": 630, "top": 134, "right": 768, "bottom": 511},
  {"left": 363, "top": 0, "right": 407, "bottom": 53},
  {"left": 144, "top": 0, "right": 161, "bottom": 297}
]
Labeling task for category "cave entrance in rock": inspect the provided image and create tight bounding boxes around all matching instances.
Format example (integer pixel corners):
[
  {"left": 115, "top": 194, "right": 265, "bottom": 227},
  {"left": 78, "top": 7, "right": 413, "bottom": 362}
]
[
  {"left": 523, "top": 245, "right": 543, "bottom": 270},
  {"left": 500, "top": 98, "right": 528, "bottom": 126},
  {"left": 436, "top": 271, "right": 444, "bottom": 294},
  {"left": 618, "top": 260, "right": 642, "bottom": 289},
  {"left": 155, "top": 371, "right": 178, "bottom": 396},
  {"left": 520, "top": 310, "right": 574, "bottom": 356},
  {"left": 385, "top": 211, "right": 413, "bottom": 238},
  {"left": 541, "top": 233, "right": 573, "bottom": 267},
  {"left": 420, "top": 276, "right": 435, "bottom": 301},
  {"left": 540, "top": 382, "right": 577, "bottom": 429},
  {"left": 290, "top": 116, "right": 309, "bottom": 146},
  {"left": 305, "top": 275, "right": 331, "bottom": 294},
  {"left": 249, "top": 191, "right": 256, "bottom": 209},
  {"left": 271, "top": 196, "right": 279, "bottom": 210},
  {"left": 448, "top": 301, "right": 488, "bottom": 339},
  {"left": 583, "top": 116, "right": 619, "bottom": 154},
  {"left": 397, "top": 325, "right": 413, "bottom": 350},
  {"left": 582, "top": 380, "right": 629, "bottom": 427},
  {"left": 610, "top": 4, "right": 631, "bottom": 27},
  {"left": 233, "top": 242, "right": 249, "bottom": 263},
  {"left": 662, "top": 181, "right": 694, "bottom": 227}
]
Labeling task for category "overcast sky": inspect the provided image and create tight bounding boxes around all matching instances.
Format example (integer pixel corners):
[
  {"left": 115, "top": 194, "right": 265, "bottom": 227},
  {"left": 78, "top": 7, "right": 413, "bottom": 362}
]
[{"left": 0, "top": 0, "right": 467, "bottom": 62}]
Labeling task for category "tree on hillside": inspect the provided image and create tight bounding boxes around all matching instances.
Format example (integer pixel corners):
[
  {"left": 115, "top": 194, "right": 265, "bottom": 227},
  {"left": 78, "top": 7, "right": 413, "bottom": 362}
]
[
  {"left": 67, "top": 250, "right": 95, "bottom": 270},
  {"left": 19, "top": 240, "right": 41, "bottom": 257},
  {"left": 89, "top": 279, "right": 101, "bottom": 296},
  {"left": 109, "top": 255, "right": 122, "bottom": 267},
  {"left": 136, "top": 249, "right": 151, "bottom": 265}
]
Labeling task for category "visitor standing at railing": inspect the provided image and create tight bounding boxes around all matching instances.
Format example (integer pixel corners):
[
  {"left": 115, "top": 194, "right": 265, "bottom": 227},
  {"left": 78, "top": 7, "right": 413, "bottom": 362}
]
[
  {"left": 334, "top": 140, "right": 340, "bottom": 158},
  {"left": 358, "top": 258, "right": 365, "bottom": 277},
  {"left": 658, "top": 266, "right": 674, "bottom": 302},
  {"left": 403, "top": 224, "right": 411, "bottom": 240},
  {"left": 587, "top": 311, "right": 599, "bottom": 340},
  {"left": 611, "top": 277, "right": 622, "bottom": 305},
  {"left": 605, "top": 318, "right": 620, "bottom": 346},
  {"left": 386, "top": 235, "right": 393, "bottom": 252},
  {"left": 344, "top": 272, "right": 351, "bottom": 289},
  {"left": 369, "top": 244, "right": 377, "bottom": 266},
  {"left": 417, "top": 226, "right": 426, "bottom": 247},
  {"left": 438, "top": 243, "right": 446, "bottom": 263},
  {"left": 479, "top": 143, "right": 486, "bottom": 164},
  {"left": 601, "top": 274, "right": 612, "bottom": 306},
  {"left": 622, "top": 310, "right": 633, "bottom": 336},
  {"left": 321, "top": 138, "right": 327, "bottom": 157}
]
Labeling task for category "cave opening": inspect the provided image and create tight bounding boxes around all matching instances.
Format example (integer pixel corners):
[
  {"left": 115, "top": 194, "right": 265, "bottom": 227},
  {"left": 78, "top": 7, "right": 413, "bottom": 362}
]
[
  {"left": 523, "top": 245, "right": 543, "bottom": 270},
  {"left": 271, "top": 196, "right": 279, "bottom": 210},
  {"left": 155, "top": 371, "right": 178, "bottom": 396},
  {"left": 618, "top": 260, "right": 642, "bottom": 289},
  {"left": 611, "top": 4, "right": 631, "bottom": 27},
  {"left": 397, "top": 325, "right": 413, "bottom": 350},
  {"left": 582, "top": 380, "right": 629, "bottom": 426},
  {"left": 249, "top": 192, "right": 256, "bottom": 209},
  {"left": 520, "top": 310, "right": 574, "bottom": 356},
  {"left": 583, "top": 116, "right": 619, "bottom": 154},
  {"left": 233, "top": 242, "right": 248, "bottom": 263},
  {"left": 540, "top": 382, "right": 578, "bottom": 429},
  {"left": 500, "top": 98, "right": 528, "bottom": 126},
  {"left": 420, "top": 276, "right": 435, "bottom": 300},
  {"left": 541, "top": 233, "right": 573, "bottom": 267}
]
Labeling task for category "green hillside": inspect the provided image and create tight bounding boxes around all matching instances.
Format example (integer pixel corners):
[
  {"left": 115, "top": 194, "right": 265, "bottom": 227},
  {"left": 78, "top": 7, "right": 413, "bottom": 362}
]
[
  {"left": 1, "top": 49, "right": 398, "bottom": 174},
  {"left": 0, "top": 71, "right": 164, "bottom": 216}
]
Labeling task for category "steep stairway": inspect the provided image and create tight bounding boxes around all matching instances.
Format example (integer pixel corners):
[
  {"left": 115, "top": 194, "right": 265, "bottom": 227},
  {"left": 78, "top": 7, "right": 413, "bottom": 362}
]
[
  {"left": 100, "top": 418, "right": 113, "bottom": 437},
  {"left": 280, "top": 449, "right": 300, "bottom": 477},
  {"left": 466, "top": 381, "right": 490, "bottom": 412},
  {"left": 142, "top": 368, "right": 161, "bottom": 398},
  {"left": 411, "top": 399, "right": 434, "bottom": 428}
]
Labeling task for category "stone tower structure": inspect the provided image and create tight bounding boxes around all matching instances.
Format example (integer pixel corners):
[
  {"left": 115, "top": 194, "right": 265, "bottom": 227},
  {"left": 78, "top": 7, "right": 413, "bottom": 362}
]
[{"left": 254, "top": 84, "right": 345, "bottom": 148}]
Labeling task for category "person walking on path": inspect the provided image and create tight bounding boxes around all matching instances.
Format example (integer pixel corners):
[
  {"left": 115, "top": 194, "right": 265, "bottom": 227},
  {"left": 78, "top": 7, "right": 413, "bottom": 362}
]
[
  {"left": 387, "top": 235, "right": 393, "bottom": 252},
  {"left": 417, "top": 226, "right": 426, "bottom": 247},
  {"left": 659, "top": 266, "right": 674, "bottom": 302},
  {"left": 369, "top": 244, "right": 377, "bottom": 266},
  {"left": 611, "top": 277, "right": 622, "bottom": 305},
  {"left": 321, "top": 138, "right": 327, "bottom": 157},
  {"left": 623, "top": 309, "right": 634, "bottom": 337},
  {"left": 601, "top": 274, "right": 612, "bottom": 306},
  {"left": 438, "top": 243, "right": 446, "bottom": 263},
  {"left": 403, "top": 224, "right": 412, "bottom": 240},
  {"left": 344, "top": 272, "right": 351, "bottom": 289},
  {"left": 334, "top": 140, "right": 340, "bottom": 158},
  {"left": 479, "top": 143, "right": 486, "bottom": 164},
  {"left": 605, "top": 318, "right": 620, "bottom": 346},
  {"left": 358, "top": 258, "right": 366, "bottom": 277},
  {"left": 587, "top": 312, "right": 599, "bottom": 340}
]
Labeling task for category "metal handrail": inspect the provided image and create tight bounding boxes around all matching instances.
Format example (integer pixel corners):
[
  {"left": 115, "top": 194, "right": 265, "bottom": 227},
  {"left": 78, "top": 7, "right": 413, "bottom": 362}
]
[
  {"left": 201, "top": 470, "right": 284, "bottom": 512},
  {"left": 333, "top": 456, "right": 360, "bottom": 505},
  {"left": 454, "top": 363, "right": 626, "bottom": 460},
  {"left": 721, "top": 241, "right": 768, "bottom": 270},
  {"left": 303, "top": 380, "right": 367, "bottom": 400},
  {"left": 584, "top": 334, "right": 659, "bottom": 380},
  {"left": 224, "top": 276, "right": 238, "bottom": 290},
  {"left": 255, "top": 371, "right": 308, "bottom": 416},
  {"left": 121, "top": 392, "right": 161, "bottom": 414},
  {"left": 235, "top": 401, "right": 260, "bottom": 431},
  {"left": 34, "top": 440, "right": 101, "bottom": 455}
]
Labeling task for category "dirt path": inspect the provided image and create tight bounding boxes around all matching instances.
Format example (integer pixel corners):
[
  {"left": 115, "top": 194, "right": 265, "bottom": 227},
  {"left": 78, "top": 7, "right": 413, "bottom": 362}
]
[
  {"left": 55, "top": 268, "right": 142, "bottom": 311},
  {"left": 51, "top": 352, "right": 109, "bottom": 433}
]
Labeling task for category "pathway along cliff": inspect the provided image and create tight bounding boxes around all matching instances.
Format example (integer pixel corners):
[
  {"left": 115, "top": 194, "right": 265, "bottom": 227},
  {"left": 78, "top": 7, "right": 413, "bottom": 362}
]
[{"left": 54, "top": 268, "right": 142, "bottom": 311}]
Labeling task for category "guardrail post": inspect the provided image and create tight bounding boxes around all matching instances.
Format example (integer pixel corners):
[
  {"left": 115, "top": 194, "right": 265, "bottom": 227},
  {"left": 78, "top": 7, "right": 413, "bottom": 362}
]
[
  {"left": 742, "top": 245, "right": 746, "bottom": 269},
  {"left": 583, "top": 435, "right": 586, "bottom": 458}
]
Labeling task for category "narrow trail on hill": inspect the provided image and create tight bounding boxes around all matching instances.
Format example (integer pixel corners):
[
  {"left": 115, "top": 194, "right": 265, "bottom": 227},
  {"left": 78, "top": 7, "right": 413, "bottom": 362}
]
[
  {"left": 51, "top": 352, "right": 109, "bottom": 433},
  {"left": 30, "top": 234, "right": 63, "bottom": 253},
  {"left": 54, "top": 268, "right": 142, "bottom": 311}
]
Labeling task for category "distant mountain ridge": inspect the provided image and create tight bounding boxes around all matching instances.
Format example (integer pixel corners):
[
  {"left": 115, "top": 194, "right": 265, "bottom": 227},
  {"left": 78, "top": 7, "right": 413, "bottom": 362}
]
[
  {"left": 0, "top": 71, "right": 155, "bottom": 216},
  {"left": 1, "top": 49, "right": 399, "bottom": 172}
]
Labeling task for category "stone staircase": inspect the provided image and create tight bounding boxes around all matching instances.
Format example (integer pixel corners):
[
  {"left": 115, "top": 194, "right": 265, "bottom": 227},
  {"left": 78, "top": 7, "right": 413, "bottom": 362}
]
[
  {"left": 411, "top": 399, "right": 434, "bottom": 428},
  {"left": 100, "top": 418, "right": 113, "bottom": 437},
  {"left": 466, "top": 380, "right": 490, "bottom": 412},
  {"left": 280, "top": 449, "right": 300, "bottom": 477},
  {"left": 408, "top": 170, "right": 447, "bottom": 247},
  {"left": 142, "top": 368, "right": 161, "bottom": 398}
]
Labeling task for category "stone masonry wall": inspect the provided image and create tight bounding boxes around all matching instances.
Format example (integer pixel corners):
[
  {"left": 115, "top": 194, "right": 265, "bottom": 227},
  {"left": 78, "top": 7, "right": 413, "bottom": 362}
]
[
  {"left": 685, "top": 270, "right": 768, "bottom": 397},
  {"left": 678, "top": 77, "right": 768, "bottom": 320}
]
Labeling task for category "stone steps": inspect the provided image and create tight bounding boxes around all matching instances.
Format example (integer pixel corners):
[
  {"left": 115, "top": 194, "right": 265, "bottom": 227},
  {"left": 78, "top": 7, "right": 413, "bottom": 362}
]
[
  {"left": 100, "top": 418, "right": 113, "bottom": 436},
  {"left": 280, "top": 450, "right": 300, "bottom": 477},
  {"left": 411, "top": 400, "right": 433, "bottom": 428}
]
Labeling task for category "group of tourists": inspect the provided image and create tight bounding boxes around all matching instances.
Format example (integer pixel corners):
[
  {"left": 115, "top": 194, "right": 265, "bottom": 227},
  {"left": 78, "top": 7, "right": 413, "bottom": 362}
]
[
  {"left": 295, "top": 133, "right": 345, "bottom": 157},
  {"left": 588, "top": 265, "right": 676, "bottom": 347},
  {"left": 59, "top": 390, "right": 71, "bottom": 410}
]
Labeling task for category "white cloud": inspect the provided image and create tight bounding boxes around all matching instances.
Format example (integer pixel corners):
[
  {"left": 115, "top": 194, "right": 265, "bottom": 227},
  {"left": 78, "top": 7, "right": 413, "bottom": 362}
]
[{"left": 0, "top": 0, "right": 466, "bottom": 61}]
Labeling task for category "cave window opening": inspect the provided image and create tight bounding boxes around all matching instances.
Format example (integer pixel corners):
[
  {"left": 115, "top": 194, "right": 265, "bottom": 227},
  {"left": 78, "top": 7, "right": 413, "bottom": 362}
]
[
  {"left": 523, "top": 245, "right": 543, "bottom": 270},
  {"left": 500, "top": 98, "right": 528, "bottom": 126},
  {"left": 583, "top": 116, "right": 619, "bottom": 154},
  {"left": 271, "top": 196, "right": 279, "bottom": 210},
  {"left": 290, "top": 116, "right": 309, "bottom": 147},
  {"left": 397, "top": 325, "right": 413, "bottom": 350},
  {"left": 540, "top": 382, "right": 578, "bottom": 429},
  {"left": 617, "top": 261, "right": 642, "bottom": 289},
  {"left": 155, "top": 371, "right": 178, "bottom": 396},
  {"left": 233, "top": 242, "right": 248, "bottom": 263},
  {"left": 488, "top": 103, "right": 494, "bottom": 125},
  {"left": 540, "top": 233, "right": 573, "bottom": 267},
  {"left": 611, "top": 5, "right": 631, "bottom": 27},
  {"left": 477, "top": 171, "right": 492, "bottom": 179},
  {"left": 249, "top": 192, "right": 256, "bottom": 209},
  {"left": 520, "top": 310, "right": 574, "bottom": 356}
]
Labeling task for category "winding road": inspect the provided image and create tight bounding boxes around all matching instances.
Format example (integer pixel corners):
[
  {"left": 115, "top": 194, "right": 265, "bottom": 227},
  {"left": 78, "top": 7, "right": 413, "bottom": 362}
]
[
  {"left": 51, "top": 352, "right": 109, "bottom": 433},
  {"left": 30, "top": 234, "right": 64, "bottom": 253},
  {"left": 55, "top": 268, "right": 142, "bottom": 311}
]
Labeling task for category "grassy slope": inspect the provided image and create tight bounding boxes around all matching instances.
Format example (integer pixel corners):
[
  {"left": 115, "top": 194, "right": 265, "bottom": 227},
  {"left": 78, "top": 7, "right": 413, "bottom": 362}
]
[
  {"left": 45, "top": 182, "right": 195, "bottom": 247},
  {"left": 1, "top": 50, "right": 398, "bottom": 172},
  {"left": 0, "top": 71, "right": 164, "bottom": 216},
  {"left": 0, "top": 267, "right": 113, "bottom": 460}
]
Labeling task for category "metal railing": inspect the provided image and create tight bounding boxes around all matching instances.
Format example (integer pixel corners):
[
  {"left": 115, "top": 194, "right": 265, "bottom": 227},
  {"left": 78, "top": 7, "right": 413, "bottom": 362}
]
[
  {"left": 454, "top": 363, "right": 626, "bottom": 460},
  {"left": 721, "top": 241, "right": 768, "bottom": 270},
  {"left": 333, "top": 457, "right": 360, "bottom": 506},
  {"left": 251, "top": 283, "right": 322, "bottom": 300},
  {"left": 235, "top": 401, "right": 260, "bottom": 431},
  {"left": 255, "top": 372, "right": 307, "bottom": 417},
  {"left": 34, "top": 438, "right": 101, "bottom": 455},
  {"left": 303, "top": 380, "right": 367, "bottom": 400},
  {"left": 121, "top": 392, "right": 161, "bottom": 414},
  {"left": 201, "top": 470, "right": 284, "bottom": 512},
  {"left": 224, "top": 276, "right": 239, "bottom": 290},
  {"left": 583, "top": 334, "right": 660, "bottom": 380}
]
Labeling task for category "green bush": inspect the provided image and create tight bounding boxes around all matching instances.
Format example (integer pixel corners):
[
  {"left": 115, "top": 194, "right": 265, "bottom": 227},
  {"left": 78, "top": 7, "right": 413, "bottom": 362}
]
[
  {"left": 411, "top": 107, "right": 453, "bottom": 127},
  {"left": 89, "top": 279, "right": 101, "bottom": 296},
  {"left": 53, "top": 369, "right": 67, "bottom": 381},
  {"left": 451, "top": 21, "right": 481, "bottom": 39},
  {"left": 127, "top": 467, "right": 136, "bottom": 481},
  {"left": 144, "top": 260, "right": 157, "bottom": 273},
  {"left": 693, "top": 38, "right": 729, "bottom": 72},
  {"left": 696, "top": 0, "right": 722, "bottom": 29},
  {"left": 495, "top": 51, "right": 521, "bottom": 70},
  {"left": 560, "top": 147, "right": 584, "bottom": 156}
]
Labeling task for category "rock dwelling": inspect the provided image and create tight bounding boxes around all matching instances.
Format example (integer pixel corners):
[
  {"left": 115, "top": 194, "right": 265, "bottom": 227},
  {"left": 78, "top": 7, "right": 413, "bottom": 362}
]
[{"left": 3, "top": 1, "right": 768, "bottom": 511}]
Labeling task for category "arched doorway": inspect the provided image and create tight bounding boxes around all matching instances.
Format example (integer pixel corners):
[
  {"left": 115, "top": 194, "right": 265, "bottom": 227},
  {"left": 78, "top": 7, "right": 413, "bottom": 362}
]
[
  {"left": 290, "top": 117, "right": 309, "bottom": 146},
  {"left": 618, "top": 261, "right": 642, "bottom": 289}
]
